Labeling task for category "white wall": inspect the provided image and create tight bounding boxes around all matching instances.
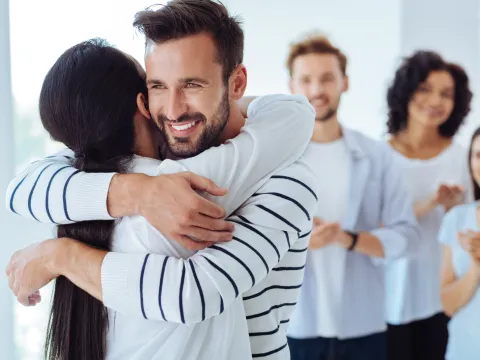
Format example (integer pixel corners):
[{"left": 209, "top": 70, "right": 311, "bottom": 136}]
[
  {"left": 223, "top": 0, "right": 403, "bottom": 138},
  {"left": 222, "top": 0, "right": 479, "bottom": 143},
  {"left": 0, "top": 0, "right": 16, "bottom": 357},
  {"left": 401, "top": 0, "right": 480, "bottom": 145}
]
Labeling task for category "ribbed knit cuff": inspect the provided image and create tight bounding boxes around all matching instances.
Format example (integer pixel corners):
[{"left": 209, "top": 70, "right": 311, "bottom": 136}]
[
  {"left": 101, "top": 252, "right": 144, "bottom": 314},
  {"left": 66, "top": 172, "right": 116, "bottom": 221}
]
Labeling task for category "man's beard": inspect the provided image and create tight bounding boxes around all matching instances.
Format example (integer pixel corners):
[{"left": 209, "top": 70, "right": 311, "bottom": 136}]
[
  {"left": 316, "top": 107, "right": 337, "bottom": 122},
  {"left": 155, "top": 89, "right": 230, "bottom": 159},
  {"left": 310, "top": 94, "right": 340, "bottom": 122}
]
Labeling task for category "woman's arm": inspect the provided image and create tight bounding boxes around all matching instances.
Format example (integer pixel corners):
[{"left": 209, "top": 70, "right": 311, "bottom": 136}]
[{"left": 440, "top": 245, "right": 480, "bottom": 316}]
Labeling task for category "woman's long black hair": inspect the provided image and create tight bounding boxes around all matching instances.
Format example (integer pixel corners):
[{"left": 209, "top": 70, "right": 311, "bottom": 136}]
[
  {"left": 468, "top": 127, "right": 480, "bottom": 201},
  {"left": 39, "top": 38, "right": 146, "bottom": 360}
]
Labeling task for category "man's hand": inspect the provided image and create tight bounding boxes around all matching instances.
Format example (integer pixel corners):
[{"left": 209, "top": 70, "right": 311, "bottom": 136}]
[
  {"left": 108, "top": 172, "right": 235, "bottom": 251},
  {"left": 435, "top": 184, "right": 464, "bottom": 212},
  {"left": 309, "top": 218, "right": 342, "bottom": 249},
  {"left": 5, "top": 240, "right": 60, "bottom": 306}
]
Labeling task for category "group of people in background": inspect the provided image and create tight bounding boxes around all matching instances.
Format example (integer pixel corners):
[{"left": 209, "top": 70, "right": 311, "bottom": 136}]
[
  {"left": 4, "top": 1, "right": 480, "bottom": 360},
  {"left": 284, "top": 34, "right": 479, "bottom": 360}
]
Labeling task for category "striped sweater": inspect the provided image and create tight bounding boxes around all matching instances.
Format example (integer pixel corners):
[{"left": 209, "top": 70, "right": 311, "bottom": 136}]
[
  {"left": 6, "top": 94, "right": 317, "bottom": 359},
  {"left": 103, "top": 158, "right": 317, "bottom": 359}
]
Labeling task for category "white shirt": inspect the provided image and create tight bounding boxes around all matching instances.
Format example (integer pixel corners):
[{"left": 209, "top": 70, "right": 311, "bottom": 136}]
[
  {"left": 288, "top": 139, "right": 351, "bottom": 338},
  {"left": 385, "top": 143, "right": 471, "bottom": 324},
  {"left": 6, "top": 94, "right": 318, "bottom": 359},
  {"left": 106, "top": 157, "right": 251, "bottom": 360},
  {"left": 438, "top": 203, "right": 480, "bottom": 360},
  {"left": 287, "top": 128, "right": 420, "bottom": 340}
]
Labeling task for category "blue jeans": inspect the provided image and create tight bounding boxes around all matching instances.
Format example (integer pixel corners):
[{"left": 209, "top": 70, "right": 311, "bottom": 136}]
[{"left": 288, "top": 332, "right": 387, "bottom": 360}]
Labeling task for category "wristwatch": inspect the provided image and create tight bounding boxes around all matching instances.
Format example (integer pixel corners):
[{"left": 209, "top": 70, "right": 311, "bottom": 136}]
[{"left": 345, "top": 231, "right": 359, "bottom": 251}]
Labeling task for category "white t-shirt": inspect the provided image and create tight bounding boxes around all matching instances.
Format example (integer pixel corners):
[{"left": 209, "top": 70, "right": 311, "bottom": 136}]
[
  {"left": 438, "top": 202, "right": 480, "bottom": 360},
  {"left": 288, "top": 139, "right": 351, "bottom": 338},
  {"left": 106, "top": 157, "right": 251, "bottom": 360},
  {"left": 385, "top": 142, "right": 471, "bottom": 324}
]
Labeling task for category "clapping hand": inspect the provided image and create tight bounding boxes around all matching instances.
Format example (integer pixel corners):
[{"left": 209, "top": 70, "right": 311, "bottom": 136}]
[
  {"left": 309, "top": 218, "right": 342, "bottom": 249},
  {"left": 435, "top": 184, "right": 464, "bottom": 211}
]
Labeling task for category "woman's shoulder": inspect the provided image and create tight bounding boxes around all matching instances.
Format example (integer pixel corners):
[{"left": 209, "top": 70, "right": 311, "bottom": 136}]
[
  {"left": 445, "top": 202, "right": 476, "bottom": 225},
  {"left": 446, "top": 141, "right": 468, "bottom": 158}
]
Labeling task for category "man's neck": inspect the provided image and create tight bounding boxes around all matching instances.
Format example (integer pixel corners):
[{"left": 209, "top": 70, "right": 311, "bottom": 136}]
[
  {"left": 218, "top": 104, "right": 245, "bottom": 144},
  {"left": 311, "top": 116, "right": 342, "bottom": 143}
]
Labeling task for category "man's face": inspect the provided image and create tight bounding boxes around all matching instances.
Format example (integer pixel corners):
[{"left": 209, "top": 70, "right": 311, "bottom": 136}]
[
  {"left": 145, "top": 32, "right": 230, "bottom": 158},
  {"left": 289, "top": 53, "right": 347, "bottom": 122}
]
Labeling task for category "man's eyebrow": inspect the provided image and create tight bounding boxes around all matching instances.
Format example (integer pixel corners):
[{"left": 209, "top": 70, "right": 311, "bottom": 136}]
[
  {"left": 180, "top": 77, "right": 210, "bottom": 85},
  {"left": 146, "top": 79, "right": 163, "bottom": 86}
]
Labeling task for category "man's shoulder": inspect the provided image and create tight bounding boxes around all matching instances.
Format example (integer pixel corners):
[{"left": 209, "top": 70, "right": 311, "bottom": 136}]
[
  {"left": 239, "top": 158, "right": 317, "bottom": 235},
  {"left": 259, "top": 157, "right": 318, "bottom": 203},
  {"left": 274, "top": 157, "right": 316, "bottom": 184},
  {"left": 345, "top": 128, "right": 387, "bottom": 152},
  {"left": 343, "top": 128, "right": 394, "bottom": 165}
]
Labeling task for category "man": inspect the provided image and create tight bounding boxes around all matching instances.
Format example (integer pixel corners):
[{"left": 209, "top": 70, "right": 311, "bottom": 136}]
[
  {"left": 284, "top": 33, "right": 420, "bottom": 360},
  {"left": 5, "top": 2, "right": 317, "bottom": 359}
]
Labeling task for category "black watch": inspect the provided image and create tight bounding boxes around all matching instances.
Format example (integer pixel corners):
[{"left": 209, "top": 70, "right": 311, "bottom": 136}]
[{"left": 345, "top": 231, "right": 359, "bottom": 251}]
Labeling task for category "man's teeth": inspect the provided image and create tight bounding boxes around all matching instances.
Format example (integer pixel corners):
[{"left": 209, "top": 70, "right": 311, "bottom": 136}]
[{"left": 171, "top": 121, "right": 197, "bottom": 131}]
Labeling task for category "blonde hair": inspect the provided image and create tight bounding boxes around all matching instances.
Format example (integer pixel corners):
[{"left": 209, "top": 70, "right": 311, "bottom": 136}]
[{"left": 286, "top": 32, "right": 347, "bottom": 76}]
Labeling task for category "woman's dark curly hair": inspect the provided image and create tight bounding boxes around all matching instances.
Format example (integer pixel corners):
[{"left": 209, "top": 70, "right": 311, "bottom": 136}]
[{"left": 387, "top": 51, "right": 472, "bottom": 138}]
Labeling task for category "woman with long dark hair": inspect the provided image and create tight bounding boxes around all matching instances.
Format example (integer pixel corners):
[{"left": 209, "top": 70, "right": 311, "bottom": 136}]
[
  {"left": 384, "top": 51, "right": 473, "bottom": 360},
  {"left": 41, "top": 38, "right": 147, "bottom": 360},
  {"left": 38, "top": 38, "right": 314, "bottom": 360},
  {"left": 438, "top": 127, "right": 480, "bottom": 360}
]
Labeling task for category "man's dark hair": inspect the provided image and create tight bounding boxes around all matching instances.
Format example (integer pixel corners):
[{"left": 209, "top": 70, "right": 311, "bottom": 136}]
[
  {"left": 134, "top": 0, "right": 244, "bottom": 83},
  {"left": 386, "top": 50, "right": 472, "bottom": 138}
]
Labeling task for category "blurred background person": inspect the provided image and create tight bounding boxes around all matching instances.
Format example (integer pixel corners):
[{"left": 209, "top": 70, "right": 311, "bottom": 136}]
[
  {"left": 438, "top": 126, "right": 480, "bottom": 360},
  {"left": 385, "top": 50, "right": 473, "bottom": 360},
  {"left": 284, "top": 33, "right": 419, "bottom": 360}
]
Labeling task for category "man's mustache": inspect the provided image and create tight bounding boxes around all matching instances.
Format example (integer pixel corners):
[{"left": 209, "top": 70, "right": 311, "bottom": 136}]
[
  {"left": 309, "top": 95, "right": 328, "bottom": 103},
  {"left": 156, "top": 113, "right": 206, "bottom": 124}
]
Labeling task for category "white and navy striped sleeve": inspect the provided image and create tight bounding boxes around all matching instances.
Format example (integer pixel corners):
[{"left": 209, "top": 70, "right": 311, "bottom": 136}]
[
  {"left": 5, "top": 94, "right": 314, "bottom": 225},
  {"left": 100, "top": 160, "right": 317, "bottom": 324},
  {"left": 176, "top": 94, "right": 315, "bottom": 215},
  {"left": 5, "top": 149, "right": 115, "bottom": 224}
]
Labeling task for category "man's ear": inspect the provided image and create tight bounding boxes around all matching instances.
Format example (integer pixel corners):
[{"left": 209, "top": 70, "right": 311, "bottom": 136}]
[
  {"left": 229, "top": 64, "right": 247, "bottom": 101},
  {"left": 137, "top": 93, "right": 150, "bottom": 119}
]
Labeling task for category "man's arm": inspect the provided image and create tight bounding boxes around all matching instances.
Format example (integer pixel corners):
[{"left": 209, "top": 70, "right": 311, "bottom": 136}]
[
  {"left": 336, "top": 147, "right": 420, "bottom": 260},
  {"left": 175, "top": 94, "right": 315, "bottom": 214},
  {"left": 7, "top": 162, "right": 317, "bottom": 323},
  {"left": 310, "top": 147, "right": 419, "bottom": 258},
  {"left": 6, "top": 95, "right": 313, "bottom": 245},
  {"left": 308, "top": 220, "right": 384, "bottom": 257},
  {"left": 362, "top": 146, "right": 420, "bottom": 261},
  {"left": 108, "top": 94, "right": 315, "bottom": 246},
  {"left": 5, "top": 149, "right": 115, "bottom": 223},
  {"left": 6, "top": 152, "right": 231, "bottom": 249}
]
